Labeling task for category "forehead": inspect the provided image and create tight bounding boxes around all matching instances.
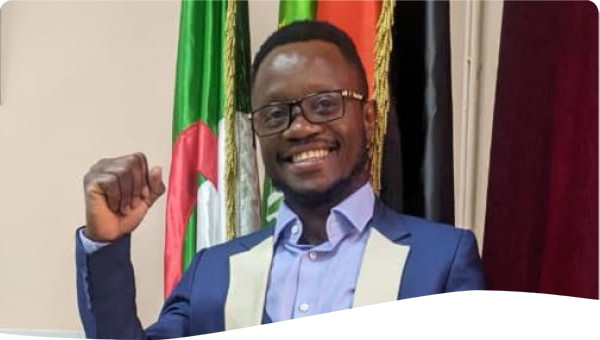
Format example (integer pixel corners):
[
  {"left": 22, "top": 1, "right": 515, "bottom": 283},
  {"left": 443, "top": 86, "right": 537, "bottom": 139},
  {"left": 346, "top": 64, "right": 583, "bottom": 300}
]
[{"left": 252, "top": 41, "right": 359, "bottom": 105}]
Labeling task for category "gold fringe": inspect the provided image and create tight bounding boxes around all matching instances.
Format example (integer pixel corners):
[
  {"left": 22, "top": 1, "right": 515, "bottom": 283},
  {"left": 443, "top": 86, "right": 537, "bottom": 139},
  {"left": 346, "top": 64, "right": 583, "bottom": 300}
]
[
  {"left": 370, "top": 0, "right": 395, "bottom": 195},
  {"left": 224, "top": 0, "right": 237, "bottom": 240}
]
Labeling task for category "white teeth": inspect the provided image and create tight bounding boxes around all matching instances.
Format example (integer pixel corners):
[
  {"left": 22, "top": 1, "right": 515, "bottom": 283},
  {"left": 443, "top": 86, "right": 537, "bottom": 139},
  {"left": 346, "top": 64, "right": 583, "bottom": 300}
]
[{"left": 292, "top": 149, "right": 330, "bottom": 163}]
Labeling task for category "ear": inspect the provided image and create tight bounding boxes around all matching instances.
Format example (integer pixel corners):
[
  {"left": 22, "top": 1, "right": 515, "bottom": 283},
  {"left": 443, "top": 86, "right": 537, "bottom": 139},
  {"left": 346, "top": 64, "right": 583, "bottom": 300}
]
[{"left": 363, "top": 99, "right": 376, "bottom": 144}]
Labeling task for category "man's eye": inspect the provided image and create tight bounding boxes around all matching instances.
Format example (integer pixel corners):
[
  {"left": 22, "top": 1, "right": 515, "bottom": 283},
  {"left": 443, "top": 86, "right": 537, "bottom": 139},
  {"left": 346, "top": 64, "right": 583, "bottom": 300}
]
[
  {"left": 261, "top": 108, "right": 288, "bottom": 127},
  {"left": 310, "top": 96, "right": 340, "bottom": 114},
  {"left": 266, "top": 108, "right": 286, "bottom": 119},
  {"left": 317, "top": 99, "right": 335, "bottom": 108}
]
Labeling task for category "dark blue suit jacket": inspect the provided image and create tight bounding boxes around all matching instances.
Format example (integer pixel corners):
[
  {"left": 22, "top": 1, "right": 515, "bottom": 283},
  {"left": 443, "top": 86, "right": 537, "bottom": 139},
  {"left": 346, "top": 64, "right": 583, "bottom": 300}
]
[{"left": 76, "top": 200, "right": 485, "bottom": 339}]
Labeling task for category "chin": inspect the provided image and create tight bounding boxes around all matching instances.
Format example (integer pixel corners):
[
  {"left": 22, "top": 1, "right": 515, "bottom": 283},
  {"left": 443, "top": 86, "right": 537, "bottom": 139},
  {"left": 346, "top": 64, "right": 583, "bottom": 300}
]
[
  {"left": 278, "top": 180, "right": 330, "bottom": 196},
  {"left": 290, "top": 184, "right": 333, "bottom": 197},
  {"left": 273, "top": 176, "right": 357, "bottom": 208}
]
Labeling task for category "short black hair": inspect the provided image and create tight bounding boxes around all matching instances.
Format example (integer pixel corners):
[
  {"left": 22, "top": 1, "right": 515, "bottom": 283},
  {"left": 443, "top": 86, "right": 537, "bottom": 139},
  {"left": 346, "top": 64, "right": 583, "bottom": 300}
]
[{"left": 251, "top": 20, "right": 368, "bottom": 96}]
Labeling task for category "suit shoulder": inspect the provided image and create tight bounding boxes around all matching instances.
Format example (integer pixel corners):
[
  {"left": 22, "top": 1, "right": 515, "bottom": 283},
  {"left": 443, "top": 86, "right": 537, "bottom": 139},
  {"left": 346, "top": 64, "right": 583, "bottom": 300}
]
[
  {"left": 380, "top": 206, "right": 473, "bottom": 245},
  {"left": 401, "top": 214, "right": 462, "bottom": 235},
  {"left": 409, "top": 215, "right": 473, "bottom": 243}
]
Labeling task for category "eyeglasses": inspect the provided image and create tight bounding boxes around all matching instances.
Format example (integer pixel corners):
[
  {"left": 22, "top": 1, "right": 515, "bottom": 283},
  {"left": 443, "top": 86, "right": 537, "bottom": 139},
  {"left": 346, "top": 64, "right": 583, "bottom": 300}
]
[{"left": 249, "top": 89, "right": 365, "bottom": 137}]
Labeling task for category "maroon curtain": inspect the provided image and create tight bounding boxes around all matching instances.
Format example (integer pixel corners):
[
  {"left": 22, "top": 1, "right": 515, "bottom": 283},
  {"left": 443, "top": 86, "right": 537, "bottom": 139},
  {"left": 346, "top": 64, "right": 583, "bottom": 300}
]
[{"left": 483, "top": 1, "right": 598, "bottom": 299}]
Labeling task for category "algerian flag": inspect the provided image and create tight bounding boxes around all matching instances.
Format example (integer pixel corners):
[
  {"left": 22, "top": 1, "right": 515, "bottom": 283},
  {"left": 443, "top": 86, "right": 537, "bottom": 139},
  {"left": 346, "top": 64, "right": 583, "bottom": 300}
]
[{"left": 165, "top": 0, "right": 259, "bottom": 298}]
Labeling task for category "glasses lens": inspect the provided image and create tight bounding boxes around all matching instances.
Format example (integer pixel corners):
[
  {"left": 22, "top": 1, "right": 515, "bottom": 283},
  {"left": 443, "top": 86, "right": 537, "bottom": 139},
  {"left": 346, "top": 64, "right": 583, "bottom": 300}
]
[
  {"left": 303, "top": 92, "right": 344, "bottom": 122},
  {"left": 254, "top": 104, "right": 289, "bottom": 136}
]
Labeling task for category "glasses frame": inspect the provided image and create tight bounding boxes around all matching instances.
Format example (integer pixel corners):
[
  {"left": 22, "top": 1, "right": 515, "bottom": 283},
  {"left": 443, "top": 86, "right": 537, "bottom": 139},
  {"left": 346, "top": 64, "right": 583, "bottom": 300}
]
[{"left": 248, "top": 89, "right": 365, "bottom": 138}]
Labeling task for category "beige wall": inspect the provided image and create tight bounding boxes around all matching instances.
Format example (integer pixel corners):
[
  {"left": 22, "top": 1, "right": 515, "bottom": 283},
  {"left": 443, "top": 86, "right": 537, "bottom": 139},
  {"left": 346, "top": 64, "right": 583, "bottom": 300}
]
[{"left": 0, "top": 0, "right": 277, "bottom": 332}]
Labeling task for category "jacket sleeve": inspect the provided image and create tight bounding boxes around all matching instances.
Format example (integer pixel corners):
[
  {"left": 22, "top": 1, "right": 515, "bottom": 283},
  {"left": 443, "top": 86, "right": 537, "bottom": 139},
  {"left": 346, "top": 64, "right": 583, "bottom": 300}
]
[
  {"left": 76, "top": 228, "right": 202, "bottom": 339},
  {"left": 444, "top": 229, "right": 486, "bottom": 291}
]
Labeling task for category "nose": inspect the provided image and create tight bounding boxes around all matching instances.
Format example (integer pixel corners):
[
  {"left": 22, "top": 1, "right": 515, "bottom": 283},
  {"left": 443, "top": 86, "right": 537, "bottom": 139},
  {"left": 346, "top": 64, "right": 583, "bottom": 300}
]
[{"left": 282, "top": 105, "right": 322, "bottom": 139}]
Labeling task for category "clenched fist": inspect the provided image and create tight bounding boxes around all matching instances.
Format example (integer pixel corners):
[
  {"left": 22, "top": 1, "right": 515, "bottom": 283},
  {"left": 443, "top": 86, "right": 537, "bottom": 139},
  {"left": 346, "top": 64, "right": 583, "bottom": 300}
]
[{"left": 83, "top": 152, "right": 166, "bottom": 242}]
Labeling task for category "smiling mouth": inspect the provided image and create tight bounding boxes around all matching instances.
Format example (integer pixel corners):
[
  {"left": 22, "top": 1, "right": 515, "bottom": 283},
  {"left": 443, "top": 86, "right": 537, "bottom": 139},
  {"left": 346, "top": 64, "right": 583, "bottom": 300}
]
[{"left": 291, "top": 148, "right": 331, "bottom": 164}]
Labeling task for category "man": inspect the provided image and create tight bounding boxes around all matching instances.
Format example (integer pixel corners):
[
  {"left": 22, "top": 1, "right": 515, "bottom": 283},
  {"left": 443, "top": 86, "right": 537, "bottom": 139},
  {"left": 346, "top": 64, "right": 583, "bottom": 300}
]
[{"left": 76, "top": 21, "right": 484, "bottom": 339}]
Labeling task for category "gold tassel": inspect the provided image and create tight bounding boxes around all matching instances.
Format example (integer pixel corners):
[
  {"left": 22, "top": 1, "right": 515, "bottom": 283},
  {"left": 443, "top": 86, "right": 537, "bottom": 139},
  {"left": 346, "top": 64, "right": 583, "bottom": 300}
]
[
  {"left": 224, "top": 0, "right": 237, "bottom": 240},
  {"left": 370, "top": 0, "right": 395, "bottom": 195}
]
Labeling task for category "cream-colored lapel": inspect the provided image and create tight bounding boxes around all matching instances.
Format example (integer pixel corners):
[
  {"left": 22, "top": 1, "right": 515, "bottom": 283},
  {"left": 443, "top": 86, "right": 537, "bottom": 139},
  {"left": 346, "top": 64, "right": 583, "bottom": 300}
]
[
  {"left": 352, "top": 228, "right": 411, "bottom": 308},
  {"left": 224, "top": 237, "right": 273, "bottom": 331}
]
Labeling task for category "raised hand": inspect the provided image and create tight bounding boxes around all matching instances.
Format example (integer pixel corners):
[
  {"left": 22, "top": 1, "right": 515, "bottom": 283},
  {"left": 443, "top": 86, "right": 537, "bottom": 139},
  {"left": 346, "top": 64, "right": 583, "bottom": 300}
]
[{"left": 83, "top": 152, "right": 166, "bottom": 242}]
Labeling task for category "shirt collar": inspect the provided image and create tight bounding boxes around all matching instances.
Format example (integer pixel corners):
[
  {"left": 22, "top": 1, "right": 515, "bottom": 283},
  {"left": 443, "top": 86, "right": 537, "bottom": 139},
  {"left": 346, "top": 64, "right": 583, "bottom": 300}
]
[
  {"left": 273, "top": 183, "right": 375, "bottom": 242},
  {"left": 273, "top": 201, "right": 297, "bottom": 242},
  {"left": 331, "top": 183, "right": 375, "bottom": 233}
]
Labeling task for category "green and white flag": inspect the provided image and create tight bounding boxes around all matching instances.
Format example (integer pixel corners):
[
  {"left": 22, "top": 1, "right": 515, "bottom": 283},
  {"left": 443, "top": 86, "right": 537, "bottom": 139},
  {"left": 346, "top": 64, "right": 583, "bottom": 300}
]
[{"left": 165, "top": 0, "right": 259, "bottom": 298}]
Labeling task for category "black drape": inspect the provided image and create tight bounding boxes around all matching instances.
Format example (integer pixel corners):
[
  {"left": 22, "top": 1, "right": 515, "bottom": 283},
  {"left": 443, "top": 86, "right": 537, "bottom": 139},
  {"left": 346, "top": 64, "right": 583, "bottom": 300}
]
[{"left": 382, "top": 0, "right": 454, "bottom": 224}]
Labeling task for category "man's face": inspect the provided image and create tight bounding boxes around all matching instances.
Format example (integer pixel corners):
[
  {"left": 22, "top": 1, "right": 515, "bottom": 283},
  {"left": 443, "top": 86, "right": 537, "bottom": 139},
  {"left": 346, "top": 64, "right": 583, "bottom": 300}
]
[{"left": 251, "top": 41, "right": 374, "bottom": 205}]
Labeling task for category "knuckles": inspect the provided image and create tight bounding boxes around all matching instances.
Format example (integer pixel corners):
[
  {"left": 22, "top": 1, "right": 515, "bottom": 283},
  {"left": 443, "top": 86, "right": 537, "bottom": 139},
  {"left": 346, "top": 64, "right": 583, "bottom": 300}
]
[
  {"left": 83, "top": 152, "right": 157, "bottom": 198},
  {"left": 88, "top": 153, "right": 147, "bottom": 178}
]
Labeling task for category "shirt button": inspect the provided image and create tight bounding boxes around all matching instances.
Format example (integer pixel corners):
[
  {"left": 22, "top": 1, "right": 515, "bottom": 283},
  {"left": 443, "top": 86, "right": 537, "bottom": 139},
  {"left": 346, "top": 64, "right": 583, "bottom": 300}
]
[
  {"left": 299, "top": 303, "right": 309, "bottom": 313},
  {"left": 291, "top": 224, "right": 299, "bottom": 235},
  {"left": 308, "top": 251, "right": 317, "bottom": 260}
]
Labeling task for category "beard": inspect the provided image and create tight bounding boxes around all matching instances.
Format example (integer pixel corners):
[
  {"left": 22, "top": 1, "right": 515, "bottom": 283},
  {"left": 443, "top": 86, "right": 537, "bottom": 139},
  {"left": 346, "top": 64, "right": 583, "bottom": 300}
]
[{"left": 270, "top": 130, "right": 370, "bottom": 209}]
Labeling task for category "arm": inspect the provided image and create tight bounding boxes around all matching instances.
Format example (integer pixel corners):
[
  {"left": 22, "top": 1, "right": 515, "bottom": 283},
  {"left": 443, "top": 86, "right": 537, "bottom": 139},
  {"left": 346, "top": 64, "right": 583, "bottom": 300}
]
[
  {"left": 76, "top": 231, "right": 145, "bottom": 339},
  {"left": 76, "top": 227, "right": 202, "bottom": 339},
  {"left": 76, "top": 153, "right": 168, "bottom": 339},
  {"left": 444, "top": 229, "right": 486, "bottom": 291}
]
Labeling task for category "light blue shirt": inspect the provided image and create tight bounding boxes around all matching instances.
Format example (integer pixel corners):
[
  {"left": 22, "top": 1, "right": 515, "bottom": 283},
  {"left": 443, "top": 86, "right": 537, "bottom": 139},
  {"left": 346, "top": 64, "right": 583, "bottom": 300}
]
[
  {"left": 265, "top": 183, "right": 375, "bottom": 321},
  {"left": 79, "top": 183, "right": 375, "bottom": 323}
]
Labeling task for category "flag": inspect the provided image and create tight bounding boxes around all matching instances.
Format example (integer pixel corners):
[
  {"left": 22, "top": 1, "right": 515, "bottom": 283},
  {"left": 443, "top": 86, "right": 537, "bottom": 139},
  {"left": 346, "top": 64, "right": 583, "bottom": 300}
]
[
  {"left": 317, "top": 0, "right": 381, "bottom": 96},
  {"left": 165, "top": 0, "right": 259, "bottom": 298},
  {"left": 317, "top": 0, "right": 394, "bottom": 193},
  {"left": 279, "top": 0, "right": 316, "bottom": 27},
  {"left": 259, "top": 0, "right": 317, "bottom": 229},
  {"left": 382, "top": 0, "right": 455, "bottom": 224}
]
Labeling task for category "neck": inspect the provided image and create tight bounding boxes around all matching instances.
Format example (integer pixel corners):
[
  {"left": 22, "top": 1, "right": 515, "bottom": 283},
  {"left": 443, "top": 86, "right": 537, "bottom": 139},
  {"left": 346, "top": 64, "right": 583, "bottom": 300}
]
[
  {"left": 287, "top": 203, "right": 330, "bottom": 245},
  {"left": 284, "top": 173, "right": 369, "bottom": 245}
]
